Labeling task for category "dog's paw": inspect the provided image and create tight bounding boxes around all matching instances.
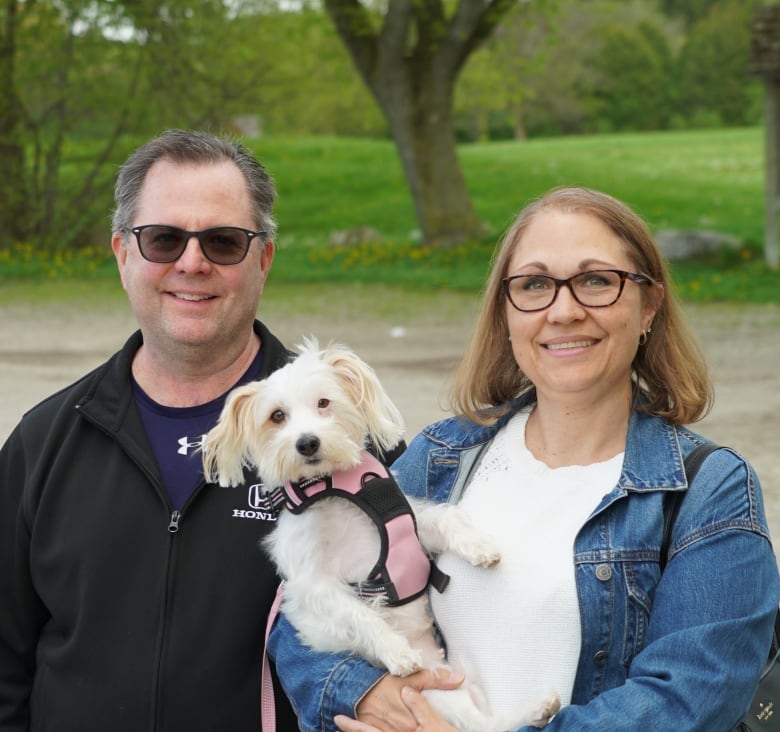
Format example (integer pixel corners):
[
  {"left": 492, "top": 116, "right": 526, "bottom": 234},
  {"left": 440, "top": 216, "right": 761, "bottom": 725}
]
[
  {"left": 452, "top": 537, "right": 502, "bottom": 568},
  {"left": 527, "top": 690, "right": 561, "bottom": 728},
  {"left": 469, "top": 541, "right": 502, "bottom": 568},
  {"left": 383, "top": 646, "right": 423, "bottom": 677}
]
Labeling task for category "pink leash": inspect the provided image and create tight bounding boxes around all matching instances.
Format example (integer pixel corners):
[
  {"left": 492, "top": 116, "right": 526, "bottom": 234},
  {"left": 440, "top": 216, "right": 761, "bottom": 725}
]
[{"left": 261, "top": 583, "right": 284, "bottom": 731}]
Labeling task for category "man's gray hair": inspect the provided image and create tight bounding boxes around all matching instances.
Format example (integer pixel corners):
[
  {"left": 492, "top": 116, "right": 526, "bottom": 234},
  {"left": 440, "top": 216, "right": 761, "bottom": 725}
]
[{"left": 112, "top": 129, "right": 277, "bottom": 238}]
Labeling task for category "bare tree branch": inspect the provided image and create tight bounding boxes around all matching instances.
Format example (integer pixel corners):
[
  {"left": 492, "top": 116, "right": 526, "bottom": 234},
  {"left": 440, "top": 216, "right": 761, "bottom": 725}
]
[
  {"left": 448, "top": 0, "right": 517, "bottom": 70},
  {"left": 324, "top": 0, "right": 379, "bottom": 85}
]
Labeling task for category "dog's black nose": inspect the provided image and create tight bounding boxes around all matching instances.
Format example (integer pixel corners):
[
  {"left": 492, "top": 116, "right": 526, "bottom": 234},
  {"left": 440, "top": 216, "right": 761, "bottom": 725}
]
[{"left": 296, "top": 434, "right": 320, "bottom": 457}]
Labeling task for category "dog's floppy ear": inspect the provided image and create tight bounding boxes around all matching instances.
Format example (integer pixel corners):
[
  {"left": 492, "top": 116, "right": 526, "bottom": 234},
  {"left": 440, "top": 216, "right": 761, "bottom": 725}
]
[
  {"left": 321, "top": 343, "right": 405, "bottom": 456},
  {"left": 202, "top": 382, "right": 264, "bottom": 487}
]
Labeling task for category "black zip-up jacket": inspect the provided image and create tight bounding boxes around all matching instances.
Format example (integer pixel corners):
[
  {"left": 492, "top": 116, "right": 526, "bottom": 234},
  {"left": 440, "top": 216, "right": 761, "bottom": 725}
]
[{"left": 0, "top": 320, "right": 298, "bottom": 731}]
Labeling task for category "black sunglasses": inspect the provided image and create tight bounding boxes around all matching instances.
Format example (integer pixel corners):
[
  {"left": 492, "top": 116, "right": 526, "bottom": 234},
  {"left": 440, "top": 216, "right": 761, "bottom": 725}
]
[{"left": 128, "top": 225, "right": 267, "bottom": 265}]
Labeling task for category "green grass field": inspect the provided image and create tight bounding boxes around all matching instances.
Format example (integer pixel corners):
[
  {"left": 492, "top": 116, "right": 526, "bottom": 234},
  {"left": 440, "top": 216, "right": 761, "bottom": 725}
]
[{"left": 2, "top": 127, "right": 778, "bottom": 303}]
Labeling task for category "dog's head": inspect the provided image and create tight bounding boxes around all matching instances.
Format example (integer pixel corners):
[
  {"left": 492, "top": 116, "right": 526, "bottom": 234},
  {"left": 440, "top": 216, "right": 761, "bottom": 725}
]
[{"left": 202, "top": 337, "right": 405, "bottom": 488}]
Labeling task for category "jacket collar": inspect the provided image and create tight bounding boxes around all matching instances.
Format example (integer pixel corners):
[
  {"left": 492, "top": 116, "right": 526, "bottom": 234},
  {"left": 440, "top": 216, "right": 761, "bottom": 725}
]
[
  {"left": 75, "top": 319, "right": 291, "bottom": 437},
  {"left": 418, "top": 392, "right": 688, "bottom": 495},
  {"left": 619, "top": 409, "right": 687, "bottom": 493}
]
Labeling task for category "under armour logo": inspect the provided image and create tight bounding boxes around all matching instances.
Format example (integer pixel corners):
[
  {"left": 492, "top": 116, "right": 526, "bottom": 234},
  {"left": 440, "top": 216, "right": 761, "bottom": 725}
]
[{"left": 177, "top": 435, "right": 205, "bottom": 456}]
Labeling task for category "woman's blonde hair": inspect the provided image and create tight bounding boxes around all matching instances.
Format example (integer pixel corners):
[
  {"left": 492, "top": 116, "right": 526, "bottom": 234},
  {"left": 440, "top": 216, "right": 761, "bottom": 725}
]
[{"left": 450, "top": 186, "right": 713, "bottom": 426}]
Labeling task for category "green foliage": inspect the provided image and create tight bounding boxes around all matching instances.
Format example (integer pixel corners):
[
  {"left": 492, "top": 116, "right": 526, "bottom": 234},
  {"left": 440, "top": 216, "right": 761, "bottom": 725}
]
[
  {"left": 461, "top": 0, "right": 683, "bottom": 139},
  {"left": 2, "top": 4, "right": 386, "bottom": 253},
  {"left": 3, "top": 129, "right": 778, "bottom": 303},
  {"left": 3, "top": 0, "right": 771, "bottom": 253},
  {"left": 661, "top": 0, "right": 744, "bottom": 28},
  {"left": 591, "top": 22, "right": 673, "bottom": 131},
  {"left": 201, "top": 9, "right": 385, "bottom": 138},
  {"left": 2, "top": 1, "right": 127, "bottom": 249},
  {"left": 455, "top": 2, "right": 554, "bottom": 140},
  {"left": 676, "top": 1, "right": 761, "bottom": 127},
  {"left": 454, "top": 0, "right": 764, "bottom": 139}
]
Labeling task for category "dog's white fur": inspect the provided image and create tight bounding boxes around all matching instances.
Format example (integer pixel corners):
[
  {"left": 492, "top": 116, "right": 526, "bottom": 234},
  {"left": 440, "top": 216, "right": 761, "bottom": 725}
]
[{"left": 202, "top": 338, "right": 560, "bottom": 731}]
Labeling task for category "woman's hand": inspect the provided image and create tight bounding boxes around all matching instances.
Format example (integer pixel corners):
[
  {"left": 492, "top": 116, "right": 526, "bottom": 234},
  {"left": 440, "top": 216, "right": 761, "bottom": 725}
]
[{"left": 334, "top": 667, "right": 462, "bottom": 732}]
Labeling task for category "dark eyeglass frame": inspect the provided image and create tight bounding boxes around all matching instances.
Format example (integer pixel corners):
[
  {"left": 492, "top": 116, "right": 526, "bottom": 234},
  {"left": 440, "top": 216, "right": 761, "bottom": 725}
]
[
  {"left": 502, "top": 269, "right": 653, "bottom": 312},
  {"left": 127, "top": 224, "right": 268, "bottom": 265}
]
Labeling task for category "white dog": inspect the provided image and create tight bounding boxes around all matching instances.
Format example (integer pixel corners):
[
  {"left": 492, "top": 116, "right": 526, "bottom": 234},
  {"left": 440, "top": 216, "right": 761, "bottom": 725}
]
[{"left": 202, "top": 338, "right": 560, "bottom": 731}]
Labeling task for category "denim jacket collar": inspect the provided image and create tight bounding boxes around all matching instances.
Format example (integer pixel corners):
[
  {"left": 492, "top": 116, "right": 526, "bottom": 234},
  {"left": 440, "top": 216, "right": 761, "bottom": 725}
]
[{"left": 417, "top": 392, "right": 689, "bottom": 499}]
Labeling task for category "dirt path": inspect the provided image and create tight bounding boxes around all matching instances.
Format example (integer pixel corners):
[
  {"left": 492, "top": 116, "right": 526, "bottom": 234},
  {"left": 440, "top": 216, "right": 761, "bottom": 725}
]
[{"left": 2, "top": 287, "right": 778, "bottom": 549}]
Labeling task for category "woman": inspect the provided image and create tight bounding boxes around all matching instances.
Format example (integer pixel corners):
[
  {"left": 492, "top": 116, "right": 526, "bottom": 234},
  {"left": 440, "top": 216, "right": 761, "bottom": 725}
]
[{"left": 269, "top": 187, "right": 779, "bottom": 731}]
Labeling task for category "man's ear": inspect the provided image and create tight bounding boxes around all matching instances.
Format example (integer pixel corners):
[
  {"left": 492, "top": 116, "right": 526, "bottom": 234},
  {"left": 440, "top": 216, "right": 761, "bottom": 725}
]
[
  {"left": 112, "top": 232, "right": 129, "bottom": 287},
  {"left": 259, "top": 239, "right": 274, "bottom": 275}
]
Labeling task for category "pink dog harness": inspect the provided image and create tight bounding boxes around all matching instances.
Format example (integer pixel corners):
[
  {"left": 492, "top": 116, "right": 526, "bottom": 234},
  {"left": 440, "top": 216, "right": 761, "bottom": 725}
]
[{"left": 262, "top": 451, "right": 449, "bottom": 606}]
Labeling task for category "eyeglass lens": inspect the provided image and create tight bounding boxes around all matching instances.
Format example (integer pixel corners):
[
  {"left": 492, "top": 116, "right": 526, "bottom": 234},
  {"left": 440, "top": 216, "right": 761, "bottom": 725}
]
[
  {"left": 136, "top": 225, "right": 253, "bottom": 264},
  {"left": 506, "top": 270, "right": 626, "bottom": 311}
]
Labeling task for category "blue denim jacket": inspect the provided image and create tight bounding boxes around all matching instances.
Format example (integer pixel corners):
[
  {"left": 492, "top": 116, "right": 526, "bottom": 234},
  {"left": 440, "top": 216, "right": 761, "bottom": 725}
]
[{"left": 268, "top": 398, "right": 780, "bottom": 731}]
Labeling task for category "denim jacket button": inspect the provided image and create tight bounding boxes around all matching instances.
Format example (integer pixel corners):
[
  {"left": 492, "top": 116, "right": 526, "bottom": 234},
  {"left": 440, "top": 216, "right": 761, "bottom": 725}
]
[
  {"left": 595, "top": 564, "right": 612, "bottom": 581},
  {"left": 593, "top": 650, "right": 608, "bottom": 666}
]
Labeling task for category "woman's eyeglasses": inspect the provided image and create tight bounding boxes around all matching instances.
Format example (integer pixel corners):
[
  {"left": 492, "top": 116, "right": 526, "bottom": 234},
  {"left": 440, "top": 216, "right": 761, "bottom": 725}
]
[{"left": 502, "top": 269, "right": 653, "bottom": 312}]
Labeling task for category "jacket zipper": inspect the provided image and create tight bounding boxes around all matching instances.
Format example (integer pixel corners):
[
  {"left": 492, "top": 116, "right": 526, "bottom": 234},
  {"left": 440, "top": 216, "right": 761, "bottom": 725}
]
[
  {"left": 153, "top": 508, "right": 182, "bottom": 730},
  {"left": 167, "top": 510, "right": 181, "bottom": 533},
  {"left": 154, "top": 491, "right": 203, "bottom": 727}
]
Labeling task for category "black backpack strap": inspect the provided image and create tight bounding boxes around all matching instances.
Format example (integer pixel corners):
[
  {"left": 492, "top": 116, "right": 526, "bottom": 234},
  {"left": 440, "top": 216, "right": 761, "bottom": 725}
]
[
  {"left": 660, "top": 443, "right": 721, "bottom": 571},
  {"left": 661, "top": 443, "right": 780, "bottom": 732},
  {"left": 773, "top": 611, "right": 780, "bottom": 659}
]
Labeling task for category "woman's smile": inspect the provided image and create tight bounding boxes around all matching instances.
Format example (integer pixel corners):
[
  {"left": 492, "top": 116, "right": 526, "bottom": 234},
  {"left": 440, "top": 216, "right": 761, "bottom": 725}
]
[{"left": 543, "top": 338, "right": 599, "bottom": 352}]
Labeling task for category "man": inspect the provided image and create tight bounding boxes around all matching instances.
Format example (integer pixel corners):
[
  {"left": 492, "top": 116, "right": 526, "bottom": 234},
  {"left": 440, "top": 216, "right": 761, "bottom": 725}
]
[{"left": 0, "top": 130, "right": 299, "bottom": 730}]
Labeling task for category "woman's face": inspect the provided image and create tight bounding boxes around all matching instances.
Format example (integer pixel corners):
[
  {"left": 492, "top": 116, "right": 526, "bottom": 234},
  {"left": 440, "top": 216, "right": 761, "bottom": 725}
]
[{"left": 504, "top": 209, "right": 659, "bottom": 407}]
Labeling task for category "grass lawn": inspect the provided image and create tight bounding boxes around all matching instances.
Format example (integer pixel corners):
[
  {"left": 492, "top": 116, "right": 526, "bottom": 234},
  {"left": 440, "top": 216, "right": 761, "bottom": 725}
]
[{"left": 2, "top": 127, "right": 778, "bottom": 304}]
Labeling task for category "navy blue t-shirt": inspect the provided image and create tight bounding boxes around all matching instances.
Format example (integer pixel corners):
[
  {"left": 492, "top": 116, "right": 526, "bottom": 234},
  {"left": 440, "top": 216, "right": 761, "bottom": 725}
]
[{"left": 133, "top": 348, "right": 264, "bottom": 510}]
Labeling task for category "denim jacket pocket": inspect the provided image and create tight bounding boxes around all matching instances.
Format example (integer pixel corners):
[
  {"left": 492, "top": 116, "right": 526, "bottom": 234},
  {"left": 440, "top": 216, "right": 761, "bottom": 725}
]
[{"left": 622, "top": 555, "right": 660, "bottom": 666}]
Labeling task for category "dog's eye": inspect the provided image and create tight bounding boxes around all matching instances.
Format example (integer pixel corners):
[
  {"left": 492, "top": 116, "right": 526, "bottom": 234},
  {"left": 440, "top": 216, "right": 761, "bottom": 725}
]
[
  {"left": 318, "top": 399, "right": 330, "bottom": 409},
  {"left": 269, "top": 409, "right": 286, "bottom": 424}
]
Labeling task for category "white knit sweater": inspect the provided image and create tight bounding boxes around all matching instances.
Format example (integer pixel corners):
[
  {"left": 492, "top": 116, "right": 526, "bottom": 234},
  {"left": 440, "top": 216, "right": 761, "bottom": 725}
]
[{"left": 430, "top": 410, "right": 623, "bottom": 713}]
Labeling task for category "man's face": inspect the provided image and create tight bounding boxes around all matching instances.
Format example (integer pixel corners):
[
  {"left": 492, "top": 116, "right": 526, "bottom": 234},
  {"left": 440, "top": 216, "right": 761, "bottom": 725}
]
[{"left": 112, "top": 159, "right": 274, "bottom": 362}]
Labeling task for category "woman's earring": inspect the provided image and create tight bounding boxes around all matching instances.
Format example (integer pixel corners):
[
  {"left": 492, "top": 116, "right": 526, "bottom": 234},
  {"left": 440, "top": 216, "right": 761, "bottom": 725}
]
[{"left": 639, "top": 327, "right": 651, "bottom": 346}]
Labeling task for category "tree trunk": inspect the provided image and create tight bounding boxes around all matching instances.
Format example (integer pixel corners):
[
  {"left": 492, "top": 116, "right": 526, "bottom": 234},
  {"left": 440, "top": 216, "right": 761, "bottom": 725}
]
[
  {"left": 512, "top": 101, "right": 528, "bottom": 141},
  {"left": 762, "top": 78, "right": 780, "bottom": 270},
  {"left": 376, "top": 66, "right": 483, "bottom": 246},
  {"left": 324, "top": 0, "right": 515, "bottom": 247}
]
